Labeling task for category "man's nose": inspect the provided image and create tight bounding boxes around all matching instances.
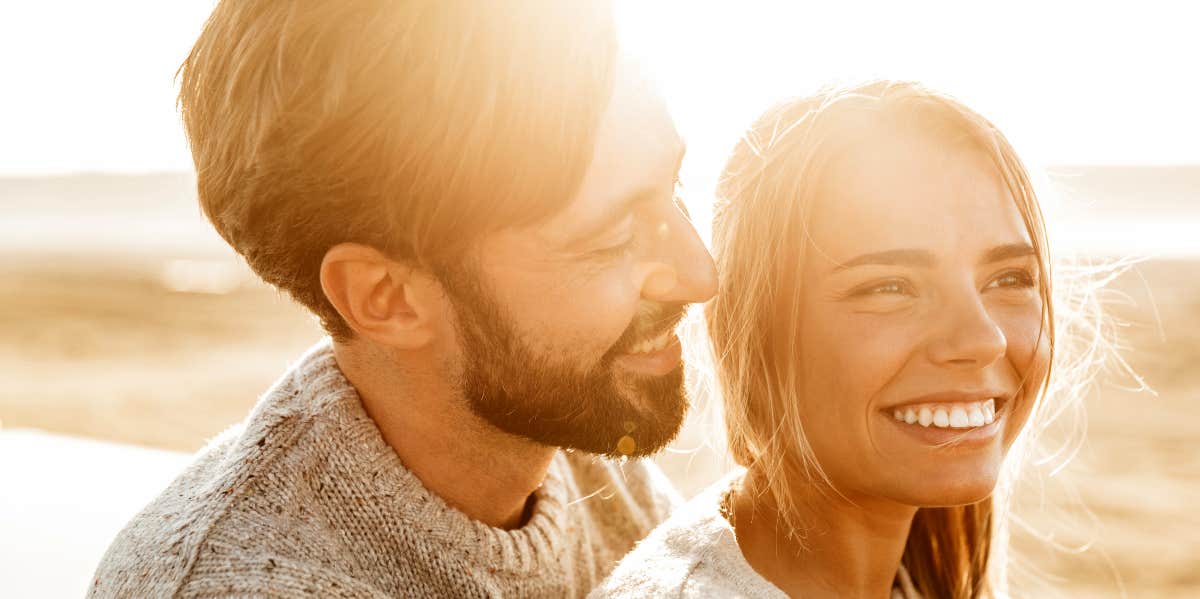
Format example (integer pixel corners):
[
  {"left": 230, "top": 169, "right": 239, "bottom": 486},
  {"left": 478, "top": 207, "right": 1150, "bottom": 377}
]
[{"left": 638, "top": 209, "right": 718, "bottom": 304}]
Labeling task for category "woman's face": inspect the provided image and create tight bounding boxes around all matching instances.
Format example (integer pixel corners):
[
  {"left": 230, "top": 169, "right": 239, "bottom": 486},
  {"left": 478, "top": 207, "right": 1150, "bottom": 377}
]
[{"left": 796, "top": 129, "right": 1048, "bottom": 507}]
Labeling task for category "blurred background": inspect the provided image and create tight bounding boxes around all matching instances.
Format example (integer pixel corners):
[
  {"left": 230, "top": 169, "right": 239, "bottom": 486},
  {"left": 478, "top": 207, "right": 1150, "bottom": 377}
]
[{"left": 2, "top": 1, "right": 1197, "bottom": 597}]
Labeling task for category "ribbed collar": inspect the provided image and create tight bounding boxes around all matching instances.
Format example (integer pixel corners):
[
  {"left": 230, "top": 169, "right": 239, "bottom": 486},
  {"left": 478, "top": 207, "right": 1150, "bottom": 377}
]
[
  {"left": 691, "top": 470, "right": 922, "bottom": 599},
  {"left": 257, "top": 338, "right": 574, "bottom": 576}
]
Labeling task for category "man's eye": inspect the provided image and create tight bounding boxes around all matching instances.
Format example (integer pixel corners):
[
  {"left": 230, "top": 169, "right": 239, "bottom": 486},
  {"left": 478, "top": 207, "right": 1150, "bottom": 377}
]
[
  {"left": 590, "top": 237, "right": 635, "bottom": 260},
  {"left": 851, "top": 279, "right": 914, "bottom": 297},
  {"left": 673, "top": 179, "right": 692, "bottom": 221}
]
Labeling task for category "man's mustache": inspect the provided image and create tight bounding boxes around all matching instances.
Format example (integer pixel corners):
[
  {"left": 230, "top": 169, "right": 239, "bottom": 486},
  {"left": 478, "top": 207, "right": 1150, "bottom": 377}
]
[{"left": 605, "top": 302, "right": 689, "bottom": 359}]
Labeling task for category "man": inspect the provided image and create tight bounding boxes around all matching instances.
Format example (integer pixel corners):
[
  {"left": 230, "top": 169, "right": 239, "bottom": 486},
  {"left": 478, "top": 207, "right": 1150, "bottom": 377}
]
[{"left": 89, "top": 0, "right": 716, "bottom": 597}]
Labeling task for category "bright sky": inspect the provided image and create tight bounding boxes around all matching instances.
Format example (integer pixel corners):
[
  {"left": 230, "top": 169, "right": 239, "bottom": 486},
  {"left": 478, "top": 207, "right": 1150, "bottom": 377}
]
[{"left": 1, "top": 1, "right": 1197, "bottom": 177}]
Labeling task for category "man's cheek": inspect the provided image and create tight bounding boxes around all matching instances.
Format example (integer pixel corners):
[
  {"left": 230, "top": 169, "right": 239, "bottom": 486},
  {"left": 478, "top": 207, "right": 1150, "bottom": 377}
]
[
  {"left": 586, "top": 278, "right": 642, "bottom": 327},
  {"left": 522, "top": 317, "right": 628, "bottom": 365},
  {"left": 514, "top": 268, "right": 639, "bottom": 360}
]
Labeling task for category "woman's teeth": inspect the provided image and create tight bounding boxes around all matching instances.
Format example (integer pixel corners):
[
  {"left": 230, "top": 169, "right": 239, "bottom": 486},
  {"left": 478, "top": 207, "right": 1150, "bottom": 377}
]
[
  {"left": 629, "top": 330, "right": 672, "bottom": 354},
  {"left": 892, "top": 399, "right": 996, "bottom": 429}
]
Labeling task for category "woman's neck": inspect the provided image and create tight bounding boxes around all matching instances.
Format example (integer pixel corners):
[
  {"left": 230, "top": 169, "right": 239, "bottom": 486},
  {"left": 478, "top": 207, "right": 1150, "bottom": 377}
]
[{"left": 727, "top": 469, "right": 918, "bottom": 599}]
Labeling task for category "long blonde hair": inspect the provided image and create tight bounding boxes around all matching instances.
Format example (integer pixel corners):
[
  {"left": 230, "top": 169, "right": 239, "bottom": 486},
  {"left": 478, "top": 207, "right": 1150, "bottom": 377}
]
[{"left": 706, "top": 81, "right": 1065, "bottom": 598}]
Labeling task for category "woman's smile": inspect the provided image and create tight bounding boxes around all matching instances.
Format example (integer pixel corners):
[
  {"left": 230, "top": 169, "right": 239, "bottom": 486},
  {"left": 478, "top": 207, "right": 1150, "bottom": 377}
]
[
  {"left": 889, "top": 398, "right": 997, "bottom": 429},
  {"left": 880, "top": 396, "right": 1013, "bottom": 449}
]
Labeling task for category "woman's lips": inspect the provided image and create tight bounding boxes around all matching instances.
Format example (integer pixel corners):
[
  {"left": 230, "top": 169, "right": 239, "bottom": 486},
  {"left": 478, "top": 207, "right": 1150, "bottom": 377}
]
[
  {"left": 882, "top": 397, "right": 1008, "bottom": 447},
  {"left": 890, "top": 398, "right": 997, "bottom": 429}
]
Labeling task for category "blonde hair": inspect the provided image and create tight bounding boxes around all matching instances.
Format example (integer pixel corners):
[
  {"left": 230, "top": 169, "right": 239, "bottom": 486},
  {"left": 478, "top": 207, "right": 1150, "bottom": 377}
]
[{"left": 706, "top": 81, "right": 1064, "bottom": 598}]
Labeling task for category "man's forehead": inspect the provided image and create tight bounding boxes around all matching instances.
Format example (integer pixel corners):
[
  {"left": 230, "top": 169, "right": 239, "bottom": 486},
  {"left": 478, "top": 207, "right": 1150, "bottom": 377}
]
[
  {"left": 548, "top": 57, "right": 683, "bottom": 236},
  {"left": 593, "top": 56, "right": 680, "bottom": 160}
]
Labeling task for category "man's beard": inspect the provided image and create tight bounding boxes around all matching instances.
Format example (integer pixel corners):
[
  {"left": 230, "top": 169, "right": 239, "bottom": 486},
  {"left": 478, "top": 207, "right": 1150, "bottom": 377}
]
[{"left": 441, "top": 272, "right": 690, "bottom": 458}]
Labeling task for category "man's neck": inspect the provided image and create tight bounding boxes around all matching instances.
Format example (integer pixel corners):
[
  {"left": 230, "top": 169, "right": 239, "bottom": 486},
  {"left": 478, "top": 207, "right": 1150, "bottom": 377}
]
[
  {"left": 333, "top": 342, "right": 556, "bottom": 530},
  {"left": 730, "top": 470, "right": 917, "bottom": 599}
]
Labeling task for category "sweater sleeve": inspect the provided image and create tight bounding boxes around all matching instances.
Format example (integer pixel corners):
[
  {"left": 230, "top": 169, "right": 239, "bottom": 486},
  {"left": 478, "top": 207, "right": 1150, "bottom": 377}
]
[{"left": 175, "top": 551, "right": 393, "bottom": 599}]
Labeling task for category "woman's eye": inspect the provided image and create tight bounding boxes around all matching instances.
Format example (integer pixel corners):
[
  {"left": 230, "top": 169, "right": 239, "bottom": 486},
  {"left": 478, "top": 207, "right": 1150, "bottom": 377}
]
[{"left": 986, "top": 269, "right": 1036, "bottom": 290}]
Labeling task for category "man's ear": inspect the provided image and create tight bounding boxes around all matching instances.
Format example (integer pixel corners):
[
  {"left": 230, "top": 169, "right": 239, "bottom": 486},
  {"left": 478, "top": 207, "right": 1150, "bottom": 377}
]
[{"left": 319, "top": 243, "right": 441, "bottom": 349}]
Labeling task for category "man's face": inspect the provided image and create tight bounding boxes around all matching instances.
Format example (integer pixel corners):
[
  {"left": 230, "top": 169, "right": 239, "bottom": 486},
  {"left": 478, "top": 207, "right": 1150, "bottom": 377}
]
[{"left": 443, "top": 60, "right": 717, "bottom": 458}]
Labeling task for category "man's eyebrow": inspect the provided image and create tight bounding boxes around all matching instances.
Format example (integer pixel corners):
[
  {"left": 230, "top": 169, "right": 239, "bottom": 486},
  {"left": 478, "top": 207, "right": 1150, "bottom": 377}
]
[
  {"left": 832, "top": 248, "right": 935, "bottom": 272},
  {"left": 673, "top": 141, "right": 687, "bottom": 174},
  {"left": 570, "top": 141, "right": 687, "bottom": 243},
  {"left": 572, "top": 186, "right": 657, "bottom": 243},
  {"left": 831, "top": 243, "right": 1036, "bottom": 272}
]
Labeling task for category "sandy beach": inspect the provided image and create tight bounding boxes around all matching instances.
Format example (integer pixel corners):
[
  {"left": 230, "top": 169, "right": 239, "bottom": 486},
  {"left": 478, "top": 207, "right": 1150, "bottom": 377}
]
[{"left": 2, "top": 172, "right": 1198, "bottom": 597}]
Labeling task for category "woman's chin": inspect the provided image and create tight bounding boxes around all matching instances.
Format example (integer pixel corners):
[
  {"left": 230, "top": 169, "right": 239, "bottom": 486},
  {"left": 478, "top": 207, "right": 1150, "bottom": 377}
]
[
  {"left": 865, "top": 463, "right": 1002, "bottom": 508},
  {"left": 897, "top": 476, "right": 999, "bottom": 508}
]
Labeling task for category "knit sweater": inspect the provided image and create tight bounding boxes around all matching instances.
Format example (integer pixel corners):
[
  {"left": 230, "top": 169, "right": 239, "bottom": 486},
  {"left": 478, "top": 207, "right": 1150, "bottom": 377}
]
[
  {"left": 88, "top": 339, "right": 681, "bottom": 598},
  {"left": 590, "top": 471, "right": 920, "bottom": 599}
]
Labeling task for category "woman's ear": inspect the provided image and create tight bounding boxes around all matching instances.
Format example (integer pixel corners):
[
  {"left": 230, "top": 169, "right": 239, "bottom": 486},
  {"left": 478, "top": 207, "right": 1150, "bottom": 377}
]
[{"left": 319, "top": 243, "right": 441, "bottom": 349}]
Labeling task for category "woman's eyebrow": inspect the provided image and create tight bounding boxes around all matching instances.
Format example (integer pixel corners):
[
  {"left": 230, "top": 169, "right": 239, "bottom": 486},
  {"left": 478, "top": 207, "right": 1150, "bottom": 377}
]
[
  {"left": 831, "top": 242, "right": 1035, "bottom": 272},
  {"left": 832, "top": 248, "right": 935, "bottom": 272},
  {"left": 980, "top": 242, "right": 1036, "bottom": 264}
]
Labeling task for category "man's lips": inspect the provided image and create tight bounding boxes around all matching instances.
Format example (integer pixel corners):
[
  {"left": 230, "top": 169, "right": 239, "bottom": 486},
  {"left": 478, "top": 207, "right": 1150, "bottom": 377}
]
[
  {"left": 604, "top": 303, "right": 688, "bottom": 374},
  {"left": 624, "top": 327, "right": 675, "bottom": 355},
  {"left": 614, "top": 333, "right": 682, "bottom": 376},
  {"left": 611, "top": 306, "right": 686, "bottom": 355}
]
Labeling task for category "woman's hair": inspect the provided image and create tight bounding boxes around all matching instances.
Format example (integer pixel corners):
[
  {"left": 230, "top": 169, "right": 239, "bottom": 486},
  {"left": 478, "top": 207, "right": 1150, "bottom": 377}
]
[{"left": 705, "top": 81, "right": 1081, "bottom": 598}]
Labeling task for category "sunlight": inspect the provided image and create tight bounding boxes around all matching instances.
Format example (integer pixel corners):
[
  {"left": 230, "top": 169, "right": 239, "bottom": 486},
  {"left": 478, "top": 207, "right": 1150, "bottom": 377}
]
[
  {"left": 613, "top": 0, "right": 1200, "bottom": 253},
  {"left": 0, "top": 1, "right": 1195, "bottom": 178},
  {"left": 1, "top": 5, "right": 1197, "bottom": 597},
  {"left": 614, "top": 0, "right": 1200, "bottom": 168}
]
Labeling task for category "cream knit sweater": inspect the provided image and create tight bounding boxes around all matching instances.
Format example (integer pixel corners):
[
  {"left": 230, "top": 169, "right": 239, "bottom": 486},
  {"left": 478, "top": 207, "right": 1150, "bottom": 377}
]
[
  {"left": 88, "top": 340, "right": 680, "bottom": 598},
  {"left": 591, "top": 471, "right": 920, "bottom": 599}
]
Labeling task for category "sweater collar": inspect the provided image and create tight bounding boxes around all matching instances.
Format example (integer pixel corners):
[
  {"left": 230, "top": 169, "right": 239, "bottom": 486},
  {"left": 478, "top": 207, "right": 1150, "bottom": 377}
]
[{"left": 270, "top": 338, "right": 575, "bottom": 575}]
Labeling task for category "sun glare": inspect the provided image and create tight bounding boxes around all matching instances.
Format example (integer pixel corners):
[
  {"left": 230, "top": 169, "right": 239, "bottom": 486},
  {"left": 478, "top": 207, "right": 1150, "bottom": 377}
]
[
  {"left": 0, "top": 1, "right": 1195, "bottom": 178},
  {"left": 613, "top": 0, "right": 1200, "bottom": 253}
]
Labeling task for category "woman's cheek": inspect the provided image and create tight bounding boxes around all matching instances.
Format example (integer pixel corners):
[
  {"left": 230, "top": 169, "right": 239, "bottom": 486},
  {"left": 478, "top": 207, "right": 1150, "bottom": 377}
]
[
  {"left": 995, "top": 307, "right": 1048, "bottom": 445},
  {"left": 822, "top": 312, "right": 916, "bottom": 396},
  {"left": 996, "top": 304, "right": 1050, "bottom": 380}
]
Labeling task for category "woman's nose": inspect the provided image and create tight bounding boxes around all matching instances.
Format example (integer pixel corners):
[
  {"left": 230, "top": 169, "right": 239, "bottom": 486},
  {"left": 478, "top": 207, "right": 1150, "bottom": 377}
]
[{"left": 926, "top": 294, "right": 1007, "bottom": 368}]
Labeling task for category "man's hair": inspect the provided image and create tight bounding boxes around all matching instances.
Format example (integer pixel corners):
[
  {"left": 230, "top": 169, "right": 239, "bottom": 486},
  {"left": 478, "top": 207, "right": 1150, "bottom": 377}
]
[{"left": 178, "top": 0, "right": 618, "bottom": 339}]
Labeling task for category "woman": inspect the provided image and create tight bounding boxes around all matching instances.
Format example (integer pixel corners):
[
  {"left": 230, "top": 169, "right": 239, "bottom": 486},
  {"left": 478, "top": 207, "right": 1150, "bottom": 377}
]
[{"left": 593, "top": 81, "right": 1083, "bottom": 598}]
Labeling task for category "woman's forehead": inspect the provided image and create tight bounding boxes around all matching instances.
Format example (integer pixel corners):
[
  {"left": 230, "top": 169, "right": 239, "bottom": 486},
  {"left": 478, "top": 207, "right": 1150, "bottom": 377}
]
[{"left": 806, "top": 131, "right": 1031, "bottom": 264}]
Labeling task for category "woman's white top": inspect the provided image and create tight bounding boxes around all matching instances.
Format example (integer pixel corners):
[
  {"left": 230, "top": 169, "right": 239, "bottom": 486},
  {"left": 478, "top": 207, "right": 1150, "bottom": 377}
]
[{"left": 589, "top": 470, "right": 921, "bottom": 599}]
